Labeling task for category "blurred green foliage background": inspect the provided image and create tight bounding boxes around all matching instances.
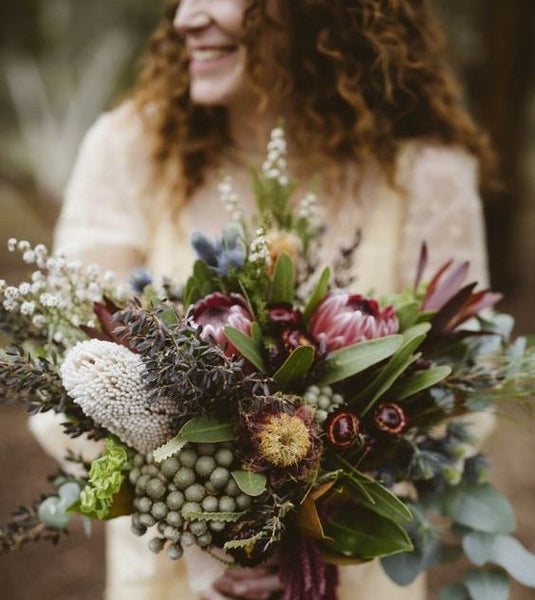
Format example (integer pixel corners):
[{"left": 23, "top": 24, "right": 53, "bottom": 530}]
[{"left": 0, "top": 1, "right": 534, "bottom": 599}]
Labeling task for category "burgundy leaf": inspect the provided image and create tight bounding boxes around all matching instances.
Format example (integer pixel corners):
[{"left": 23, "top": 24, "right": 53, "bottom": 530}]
[{"left": 414, "top": 242, "right": 428, "bottom": 291}]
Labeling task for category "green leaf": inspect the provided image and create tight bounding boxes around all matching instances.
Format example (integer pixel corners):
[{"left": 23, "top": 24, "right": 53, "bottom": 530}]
[
  {"left": 231, "top": 470, "right": 267, "bottom": 497},
  {"left": 382, "top": 537, "right": 442, "bottom": 586},
  {"left": 395, "top": 301, "right": 421, "bottom": 331},
  {"left": 303, "top": 267, "right": 331, "bottom": 322},
  {"left": 465, "top": 569, "right": 509, "bottom": 600},
  {"left": 394, "top": 366, "right": 452, "bottom": 400},
  {"left": 345, "top": 473, "right": 412, "bottom": 524},
  {"left": 224, "top": 326, "right": 265, "bottom": 372},
  {"left": 273, "top": 346, "right": 315, "bottom": 390},
  {"left": 318, "top": 335, "right": 404, "bottom": 386},
  {"left": 439, "top": 583, "right": 472, "bottom": 600},
  {"left": 357, "top": 331, "right": 427, "bottom": 415},
  {"left": 444, "top": 482, "right": 516, "bottom": 535},
  {"left": 270, "top": 253, "right": 295, "bottom": 304},
  {"left": 153, "top": 433, "right": 188, "bottom": 463},
  {"left": 323, "top": 505, "right": 413, "bottom": 559},
  {"left": 463, "top": 531, "right": 535, "bottom": 587},
  {"left": 181, "top": 417, "right": 237, "bottom": 443}
]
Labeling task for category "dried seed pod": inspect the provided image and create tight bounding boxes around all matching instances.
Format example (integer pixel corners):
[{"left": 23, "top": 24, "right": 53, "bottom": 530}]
[
  {"left": 325, "top": 409, "right": 360, "bottom": 447},
  {"left": 375, "top": 403, "right": 408, "bottom": 435}
]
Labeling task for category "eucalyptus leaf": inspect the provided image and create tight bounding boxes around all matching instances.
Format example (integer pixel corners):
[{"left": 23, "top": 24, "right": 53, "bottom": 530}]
[
  {"left": 439, "top": 583, "right": 472, "bottom": 600},
  {"left": 444, "top": 482, "right": 516, "bottom": 535},
  {"left": 231, "top": 470, "right": 267, "bottom": 497},
  {"left": 181, "top": 417, "right": 237, "bottom": 443},
  {"left": 465, "top": 569, "right": 509, "bottom": 600},
  {"left": 224, "top": 326, "right": 265, "bottom": 372},
  {"left": 382, "top": 536, "right": 441, "bottom": 586},
  {"left": 463, "top": 531, "right": 535, "bottom": 587},
  {"left": 273, "top": 346, "right": 315, "bottom": 390},
  {"left": 270, "top": 253, "right": 295, "bottom": 304},
  {"left": 303, "top": 267, "right": 331, "bottom": 322},
  {"left": 318, "top": 335, "right": 404, "bottom": 386}
]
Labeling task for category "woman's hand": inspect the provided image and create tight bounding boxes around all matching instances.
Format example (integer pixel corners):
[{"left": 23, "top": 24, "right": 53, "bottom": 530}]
[{"left": 201, "top": 565, "right": 282, "bottom": 600}]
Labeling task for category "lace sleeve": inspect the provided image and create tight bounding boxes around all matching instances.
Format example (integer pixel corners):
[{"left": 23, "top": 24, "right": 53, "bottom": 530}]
[
  {"left": 54, "top": 105, "right": 149, "bottom": 278},
  {"left": 398, "top": 143, "right": 490, "bottom": 289}
]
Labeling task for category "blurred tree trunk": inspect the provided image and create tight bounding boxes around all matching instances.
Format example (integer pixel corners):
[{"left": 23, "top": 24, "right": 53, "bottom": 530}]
[{"left": 465, "top": 0, "right": 535, "bottom": 291}]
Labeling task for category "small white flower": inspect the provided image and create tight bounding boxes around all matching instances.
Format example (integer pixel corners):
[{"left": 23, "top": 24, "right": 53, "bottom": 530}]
[
  {"left": 32, "top": 314, "right": 46, "bottom": 327},
  {"left": 18, "top": 282, "right": 31, "bottom": 295},
  {"left": 22, "top": 250, "right": 36, "bottom": 264},
  {"left": 103, "top": 270, "right": 116, "bottom": 284},
  {"left": 0, "top": 279, "right": 6, "bottom": 291},
  {"left": 30, "top": 281, "right": 44, "bottom": 294},
  {"left": 67, "top": 260, "right": 83, "bottom": 274},
  {"left": 31, "top": 271, "right": 43, "bottom": 283},
  {"left": 86, "top": 264, "right": 100, "bottom": 278},
  {"left": 45, "top": 257, "right": 57, "bottom": 270},
  {"left": 3, "top": 299, "right": 17, "bottom": 311},
  {"left": 53, "top": 332, "right": 64, "bottom": 344},
  {"left": 40, "top": 293, "right": 60, "bottom": 308},
  {"left": 17, "top": 240, "right": 31, "bottom": 252},
  {"left": 7, "top": 238, "right": 17, "bottom": 252},
  {"left": 20, "top": 301, "right": 36, "bottom": 316},
  {"left": 4, "top": 286, "right": 19, "bottom": 300}
]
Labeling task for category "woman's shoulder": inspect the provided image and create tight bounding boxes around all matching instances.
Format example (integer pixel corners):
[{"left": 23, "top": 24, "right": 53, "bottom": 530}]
[{"left": 396, "top": 139, "right": 479, "bottom": 192}]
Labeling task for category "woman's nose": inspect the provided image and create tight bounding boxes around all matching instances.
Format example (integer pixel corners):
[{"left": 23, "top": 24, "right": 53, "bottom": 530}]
[{"left": 174, "top": 0, "right": 212, "bottom": 33}]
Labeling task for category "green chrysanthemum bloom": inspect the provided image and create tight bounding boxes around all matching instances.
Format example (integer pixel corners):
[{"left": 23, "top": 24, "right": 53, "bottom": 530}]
[{"left": 80, "top": 437, "right": 132, "bottom": 519}]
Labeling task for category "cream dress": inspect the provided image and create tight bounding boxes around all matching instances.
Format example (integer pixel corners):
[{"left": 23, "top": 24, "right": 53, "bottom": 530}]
[{"left": 29, "top": 103, "right": 495, "bottom": 600}]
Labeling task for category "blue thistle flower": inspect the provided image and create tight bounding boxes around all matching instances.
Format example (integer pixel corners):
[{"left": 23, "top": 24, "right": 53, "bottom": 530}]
[{"left": 191, "top": 224, "right": 246, "bottom": 276}]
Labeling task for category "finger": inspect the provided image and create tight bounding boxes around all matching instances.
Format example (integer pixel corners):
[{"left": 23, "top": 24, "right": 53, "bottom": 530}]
[
  {"left": 201, "top": 588, "right": 233, "bottom": 600},
  {"left": 221, "top": 566, "right": 271, "bottom": 580},
  {"left": 216, "top": 574, "right": 282, "bottom": 596}
]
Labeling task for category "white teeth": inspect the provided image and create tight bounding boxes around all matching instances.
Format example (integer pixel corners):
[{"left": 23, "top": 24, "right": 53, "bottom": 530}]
[{"left": 191, "top": 48, "right": 234, "bottom": 62}]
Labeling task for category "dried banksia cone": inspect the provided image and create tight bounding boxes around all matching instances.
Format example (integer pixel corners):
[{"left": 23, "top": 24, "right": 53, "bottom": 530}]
[{"left": 61, "top": 340, "right": 180, "bottom": 453}]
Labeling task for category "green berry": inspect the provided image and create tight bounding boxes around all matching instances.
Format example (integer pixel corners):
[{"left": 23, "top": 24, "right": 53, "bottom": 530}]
[
  {"left": 315, "top": 409, "right": 328, "bottom": 423},
  {"left": 181, "top": 501, "right": 201, "bottom": 516},
  {"left": 179, "top": 449, "right": 198, "bottom": 468},
  {"left": 174, "top": 468, "right": 196, "bottom": 489},
  {"left": 202, "top": 496, "right": 219, "bottom": 512},
  {"left": 210, "top": 467, "right": 230, "bottom": 490},
  {"left": 225, "top": 479, "right": 240, "bottom": 497},
  {"left": 167, "top": 543, "right": 183, "bottom": 560},
  {"left": 131, "top": 523, "right": 147, "bottom": 537},
  {"left": 215, "top": 448, "right": 234, "bottom": 468},
  {"left": 161, "top": 457, "right": 180, "bottom": 479},
  {"left": 196, "top": 532, "right": 212, "bottom": 547},
  {"left": 131, "top": 513, "right": 142, "bottom": 527},
  {"left": 189, "top": 521, "right": 208, "bottom": 536},
  {"left": 148, "top": 537, "right": 165, "bottom": 554},
  {"left": 307, "top": 385, "right": 320, "bottom": 396},
  {"left": 332, "top": 394, "right": 344, "bottom": 406},
  {"left": 204, "top": 481, "right": 216, "bottom": 494},
  {"left": 157, "top": 522, "right": 167, "bottom": 534},
  {"left": 236, "top": 494, "right": 252, "bottom": 510},
  {"left": 218, "top": 496, "right": 236, "bottom": 512},
  {"left": 185, "top": 484, "right": 206, "bottom": 503},
  {"left": 210, "top": 521, "right": 226, "bottom": 532},
  {"left": 151, "top": 501, "right": 168, "bottom": 520},
  {"left": 195, "top": 456, "right": 216, "bottom": 479},
  {"left": 136, "top": 497, "right": 152, "bottom": 514},
  {"left": 146, "top": 452, "right": 154, "bottom": 464},
  {"left": 146, "top": 478, "right": 166, "bottom": 500},
  {"left": 197, "top": 443, "right": 216, "bottom": 456},
  {"left": 166, "top": 511, "right": 183, "bottom": 528},
  {"left": 181, "top": 531, "right": 195, "bottom": 547},
  {"left": 129, "top": 468, "right": 141, "bottom": 485},
  {"left": 166, "top": 491, "right": 185, "bottom": 511},
  {"left": 146, "top": 465, "right": 160, "bottom": 477},
  {"left": 139, "top": 513, "right": 156, "bottom": 528},
  {"left": 163, "top": 526, "right": 181, "bottom": 543},
  {"left": 136, "top": 474, "right": 150, "bottom": 493},
  {"left": 322, "top": 386, "right": 333, "bottom": 396},
  {"left": 134, "top": 454, "right": 145, "bottom": 468},
  {"left": 317, "top": 395, "right": 331, "bottom": 410}
]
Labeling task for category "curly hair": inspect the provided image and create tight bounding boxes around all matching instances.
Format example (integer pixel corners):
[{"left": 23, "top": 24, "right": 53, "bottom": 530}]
[{"left": 134, "top": 0, "right": 494, "bottom": 199}]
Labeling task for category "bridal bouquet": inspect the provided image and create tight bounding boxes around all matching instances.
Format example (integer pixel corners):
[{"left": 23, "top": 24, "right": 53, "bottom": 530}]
[{"left": 1, "top": 128, "right": 535, "bottom": 600}]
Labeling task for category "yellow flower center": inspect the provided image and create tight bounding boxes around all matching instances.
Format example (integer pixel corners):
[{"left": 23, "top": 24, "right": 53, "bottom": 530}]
[{"left": 258, "top": 413, "right": 311, "bottom": 467}]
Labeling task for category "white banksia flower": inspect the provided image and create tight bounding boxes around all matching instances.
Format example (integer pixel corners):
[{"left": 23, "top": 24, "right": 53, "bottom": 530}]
[{"left": 60, "top": 340, "right": 181, "bottom": 453}]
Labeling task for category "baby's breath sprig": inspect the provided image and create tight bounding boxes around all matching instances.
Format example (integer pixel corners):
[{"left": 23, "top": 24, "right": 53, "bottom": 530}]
[
  {"left": 218, "top": 174, "right": 244, "bottom": 223},
  {"left": 1, "top": 239, "right": 130, "bottom": 349}
]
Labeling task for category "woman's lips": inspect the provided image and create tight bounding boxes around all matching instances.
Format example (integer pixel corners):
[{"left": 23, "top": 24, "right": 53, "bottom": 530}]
[{"left": 189, "top": 46, "right": 238, "bottom": 74}]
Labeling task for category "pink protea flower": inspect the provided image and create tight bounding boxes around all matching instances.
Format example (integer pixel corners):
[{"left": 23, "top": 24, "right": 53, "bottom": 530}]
[
  {"left": 190, "top": 292, "right": 253, "bottom": 354},
  {"left": 310, "top": 291, "right": 398, "bottom": 352}
]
